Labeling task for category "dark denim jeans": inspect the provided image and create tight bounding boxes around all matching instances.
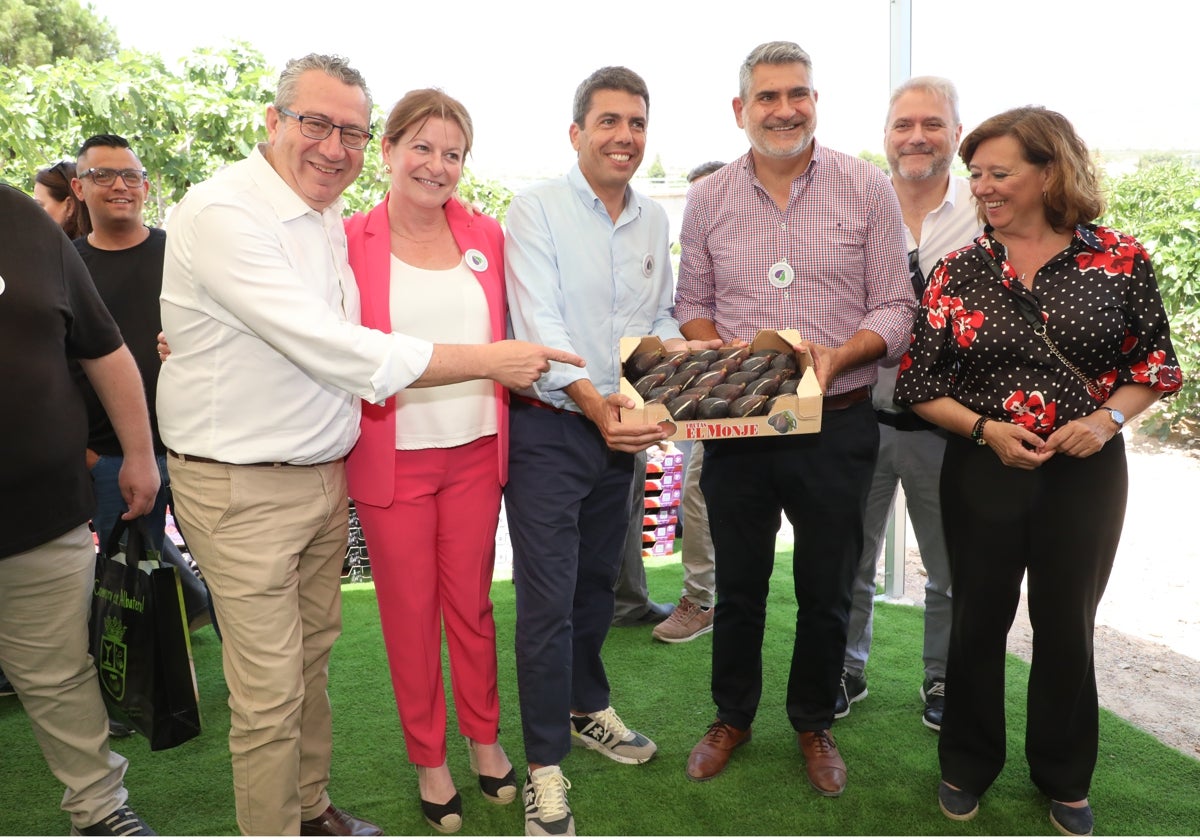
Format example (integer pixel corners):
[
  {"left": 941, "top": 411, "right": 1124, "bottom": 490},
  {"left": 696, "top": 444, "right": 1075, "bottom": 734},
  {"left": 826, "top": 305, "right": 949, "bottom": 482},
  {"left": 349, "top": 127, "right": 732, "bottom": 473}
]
[{"left": 90, "top": 453, "right": 171, "bottom": 554}]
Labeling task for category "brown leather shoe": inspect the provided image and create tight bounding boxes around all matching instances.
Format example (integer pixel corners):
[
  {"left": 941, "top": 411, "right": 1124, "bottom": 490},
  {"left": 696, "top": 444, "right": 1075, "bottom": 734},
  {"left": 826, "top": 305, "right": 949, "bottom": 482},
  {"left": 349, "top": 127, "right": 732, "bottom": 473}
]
[
  {"left": 798, "top": 729, "right": 847, "bottom": 797},
  {"left": 686, "top": 720, "right": 752, "bottom": 781},
  {"left": 300, "top": 804, "right": 384, "bottom": 836}
]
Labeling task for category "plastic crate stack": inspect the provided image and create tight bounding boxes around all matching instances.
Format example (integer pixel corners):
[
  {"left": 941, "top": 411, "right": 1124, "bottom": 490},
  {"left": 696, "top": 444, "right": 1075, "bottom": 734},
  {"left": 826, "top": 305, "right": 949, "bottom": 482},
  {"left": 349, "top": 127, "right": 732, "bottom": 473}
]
[{"left": 643, "top": 443, "right": 684, "bottom": 557}]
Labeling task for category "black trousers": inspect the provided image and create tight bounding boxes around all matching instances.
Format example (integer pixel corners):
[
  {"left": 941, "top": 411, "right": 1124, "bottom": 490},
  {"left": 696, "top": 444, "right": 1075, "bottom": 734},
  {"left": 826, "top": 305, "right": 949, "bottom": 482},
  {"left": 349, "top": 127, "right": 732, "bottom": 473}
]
[
  {"left": 938, "top": 433, "right": 1127, "bottom": 802},
  {"left": 701, "top": 401, "right": 878, "bottom": 731}
]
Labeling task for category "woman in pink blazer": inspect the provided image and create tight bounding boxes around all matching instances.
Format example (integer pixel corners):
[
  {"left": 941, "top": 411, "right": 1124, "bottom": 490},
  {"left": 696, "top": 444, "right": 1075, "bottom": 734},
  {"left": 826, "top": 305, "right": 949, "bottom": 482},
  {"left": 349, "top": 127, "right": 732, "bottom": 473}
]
[{"left": 344, "top": 89, "right": 514, "bottom": 834}]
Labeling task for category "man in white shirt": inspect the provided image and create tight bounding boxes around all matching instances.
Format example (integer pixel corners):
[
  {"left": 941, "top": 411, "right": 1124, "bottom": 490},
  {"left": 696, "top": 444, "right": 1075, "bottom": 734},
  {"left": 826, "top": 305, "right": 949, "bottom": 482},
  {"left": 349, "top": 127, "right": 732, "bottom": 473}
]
[
  {"left": 836, "top": 76, "right": 982, "bottom": 730},
  {"left": 158, "top": 53, "right": 579, "bottom": 836}
]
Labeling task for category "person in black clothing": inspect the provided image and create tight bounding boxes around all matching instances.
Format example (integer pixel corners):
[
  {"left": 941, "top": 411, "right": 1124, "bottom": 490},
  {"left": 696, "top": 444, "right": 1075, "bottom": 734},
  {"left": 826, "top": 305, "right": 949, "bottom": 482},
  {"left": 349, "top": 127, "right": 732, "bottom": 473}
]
[
  {"left": 71, "top": 135, "right": 212, "bottom": 640},
  {"left": 0, "top": 182, "right": 158, "bottom": 835},
  {"left": 896, "top": 106, "right": 1183, "bottom": 836}
]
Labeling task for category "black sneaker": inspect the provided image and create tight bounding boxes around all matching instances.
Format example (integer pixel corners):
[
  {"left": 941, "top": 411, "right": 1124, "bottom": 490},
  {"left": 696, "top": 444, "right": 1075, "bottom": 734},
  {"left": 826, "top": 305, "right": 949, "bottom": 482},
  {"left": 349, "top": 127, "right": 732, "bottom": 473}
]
[
  {"left": 938, "top": 781, "right": 978, "bottom": 821},
  {"left": 72, "top": 805, "right": 156, "bottom": 836},
  {"left": 0, "top": 669, "right": 14, "bottom": 697},
  {"left": 833, "top": 670, "right": 867, "bottom": 719},
  {"left": 921, "top": 678, "right": 945, "bottom": 731},
  {"left": 108, "top": 719, "right": 134, "bottom": 738}
]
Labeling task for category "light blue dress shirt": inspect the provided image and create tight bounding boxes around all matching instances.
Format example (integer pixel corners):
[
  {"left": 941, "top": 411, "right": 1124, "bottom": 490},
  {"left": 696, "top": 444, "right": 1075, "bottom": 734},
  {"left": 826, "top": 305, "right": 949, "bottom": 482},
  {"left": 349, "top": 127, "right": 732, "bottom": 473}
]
[{"left": 504, "top": 164, "right": 683, "bottom": 413}]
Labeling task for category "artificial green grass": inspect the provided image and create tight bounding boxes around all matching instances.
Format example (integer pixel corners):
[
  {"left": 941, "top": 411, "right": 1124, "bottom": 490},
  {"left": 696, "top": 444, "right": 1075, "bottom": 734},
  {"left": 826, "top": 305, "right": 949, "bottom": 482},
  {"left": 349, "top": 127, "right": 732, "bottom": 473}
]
[{"left": 2, "top": 550, "right": 1197, "bottom": 835}]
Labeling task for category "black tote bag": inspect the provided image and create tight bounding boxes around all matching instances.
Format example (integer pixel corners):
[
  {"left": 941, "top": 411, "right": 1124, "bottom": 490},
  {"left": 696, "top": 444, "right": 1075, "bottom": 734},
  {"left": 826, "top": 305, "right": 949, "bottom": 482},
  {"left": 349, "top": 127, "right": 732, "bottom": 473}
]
[{"left": 90, "top": 517, "right": 202, "bottom": 750}]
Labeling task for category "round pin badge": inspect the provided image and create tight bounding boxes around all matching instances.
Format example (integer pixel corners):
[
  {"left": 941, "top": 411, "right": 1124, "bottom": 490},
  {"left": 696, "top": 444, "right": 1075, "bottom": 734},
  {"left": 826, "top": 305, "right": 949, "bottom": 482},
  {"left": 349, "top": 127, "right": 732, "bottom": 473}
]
[
  {"left": 768, "top": 260, "right": 795, "bottom": 289},
  {"left": 464, "top": 249, "right": 489, "bottom": 272},
  {"left": 642, "top": 254, "right": 655, "bottom": 277}
]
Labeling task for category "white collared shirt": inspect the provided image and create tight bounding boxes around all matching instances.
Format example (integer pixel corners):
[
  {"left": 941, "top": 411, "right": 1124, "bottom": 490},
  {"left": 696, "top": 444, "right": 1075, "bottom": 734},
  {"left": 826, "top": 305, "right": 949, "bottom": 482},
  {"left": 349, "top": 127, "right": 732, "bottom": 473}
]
[{"left": 157, "top": 145, "right": 433, "bottom": 464}]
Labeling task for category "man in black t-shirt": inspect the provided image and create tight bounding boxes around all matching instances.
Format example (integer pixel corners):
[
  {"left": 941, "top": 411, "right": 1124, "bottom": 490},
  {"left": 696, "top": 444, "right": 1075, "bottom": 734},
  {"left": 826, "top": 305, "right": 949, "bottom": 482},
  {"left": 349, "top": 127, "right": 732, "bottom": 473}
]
[
  {"left": 0, "top": 183, "right": 159, "bottom": 835},
  {"left": 71, "top": 134, "right": 170, "bottom": 554}
]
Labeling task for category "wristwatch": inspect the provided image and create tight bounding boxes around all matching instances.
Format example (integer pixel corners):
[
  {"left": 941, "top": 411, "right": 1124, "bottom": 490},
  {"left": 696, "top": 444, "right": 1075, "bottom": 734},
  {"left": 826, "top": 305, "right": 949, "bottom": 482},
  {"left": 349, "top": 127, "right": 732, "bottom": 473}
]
[{"left": 1101, "top": 406, "right": 1125, "bottom": 429}]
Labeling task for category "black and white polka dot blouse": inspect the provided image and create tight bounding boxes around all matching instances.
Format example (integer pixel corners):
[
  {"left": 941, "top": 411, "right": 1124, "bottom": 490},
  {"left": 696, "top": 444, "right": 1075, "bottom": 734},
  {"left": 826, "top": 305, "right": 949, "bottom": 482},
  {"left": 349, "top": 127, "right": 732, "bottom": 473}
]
[{"left": 895, "top": 225, "right": 1182, "bottom": 435}]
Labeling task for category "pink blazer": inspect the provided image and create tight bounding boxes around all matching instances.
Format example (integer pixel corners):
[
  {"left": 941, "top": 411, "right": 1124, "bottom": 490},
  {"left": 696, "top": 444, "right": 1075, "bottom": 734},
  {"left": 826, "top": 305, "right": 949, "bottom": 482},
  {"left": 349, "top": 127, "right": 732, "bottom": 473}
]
[{"left": 344, "top": 195, "right": 510, "bottom": 507}]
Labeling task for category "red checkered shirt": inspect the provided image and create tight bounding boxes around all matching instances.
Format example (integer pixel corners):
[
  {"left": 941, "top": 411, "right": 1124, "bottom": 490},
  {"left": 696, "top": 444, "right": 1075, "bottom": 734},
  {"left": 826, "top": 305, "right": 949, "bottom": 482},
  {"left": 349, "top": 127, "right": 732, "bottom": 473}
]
[{"left": 675, "top": 143, "right": 915, "bottom": 396}]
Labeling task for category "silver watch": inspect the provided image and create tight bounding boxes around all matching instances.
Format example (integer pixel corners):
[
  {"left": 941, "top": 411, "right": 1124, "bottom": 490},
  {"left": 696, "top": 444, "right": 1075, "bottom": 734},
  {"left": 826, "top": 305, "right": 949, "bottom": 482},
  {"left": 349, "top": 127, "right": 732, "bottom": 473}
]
[{"left": 1101, "top": 406, "right": 1125, "bottom": 429}]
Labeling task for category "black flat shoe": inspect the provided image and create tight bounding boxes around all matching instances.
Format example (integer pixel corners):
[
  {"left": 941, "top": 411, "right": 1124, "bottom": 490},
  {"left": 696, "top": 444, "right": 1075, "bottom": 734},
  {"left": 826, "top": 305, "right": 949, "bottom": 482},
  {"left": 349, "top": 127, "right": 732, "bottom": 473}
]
[
  {"left": 1050, "top": 801, "right": 1094, "bottom": 836},
  {"left": 419, "top": 792, "right": 462, "bottom": 834},
  {"left": 938, "top": 781, "right": 979, "bottom": 821},
  {"left": 466, "top": 737, "right": 517, "bottom": 804}
]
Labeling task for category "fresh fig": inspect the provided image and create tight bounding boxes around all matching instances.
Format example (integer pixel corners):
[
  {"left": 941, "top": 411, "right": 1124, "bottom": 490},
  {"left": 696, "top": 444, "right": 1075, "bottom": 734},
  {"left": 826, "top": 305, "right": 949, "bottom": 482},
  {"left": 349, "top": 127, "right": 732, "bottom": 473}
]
[
  {"left": 666, "top": 394, "right": 701, "bottom": 421},
  {"left": 709, "top": 382, "right": 747, "bottom": 401},
  {"left": 689, "top": 348, "right": 720, "bottom": 364},
  {"left": 771, "top": 353, "right": 798, "bottom": 374},
  {"left": 664, "top": 371, "right": 696, "bottom": 389},
  {"left": 745, "top": 375, "right": 781, "bottom": 397},
  {"left": 729, "top": 394, "right": 769, "bottom": 417},
  {"left": 776, "top": 378, "right": 800, "bottom": 395},
  {"left": 647, "top": 360, "right": 681, "bottom": 378},
  {"left": 633, "top": 373, "right": 666, "bottom": 397},
  {"left": 726, "top": 370, "right": 760, "bottom": 385},
  {"left": 646, "top": 385, "right": 682, "bottom": 403},
  {"left": 739, "top": 355, "right": 772, "bottom": 375},
  {"left": 679, "top": 386, "right": 712, "bottom": 400},
  {"left": 625, "top": 349, "right": 665, "bottom": 379},
  {"left": 691, "top": 369, "right": 728, "bottom": 390},
  {"left": 697, "top": 397, "right": 731, "bottom": 419},
  {"left": 678, "top": 359, "right": 710, "bottom": 377},
  {"left": 707, "top": 357, "right": 742, "bottom": 374},
  {"left": 717, "top": 346, "right": 752, "bottom": 363}
]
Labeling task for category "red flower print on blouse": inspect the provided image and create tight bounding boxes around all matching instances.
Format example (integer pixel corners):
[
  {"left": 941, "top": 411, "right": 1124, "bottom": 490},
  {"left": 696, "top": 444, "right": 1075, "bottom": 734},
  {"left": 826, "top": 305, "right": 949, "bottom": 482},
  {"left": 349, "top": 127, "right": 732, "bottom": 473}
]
[
  {"left": 1094, "top": 370, "right": 1118, "bottom": 399},
  {"left": 1121, "top": 330, "right": 1138, "bottom": 355},
  {"left": 899, "top": 351, "right": 913, "bottom": 374},
  {"left": 1132, "top": 350, "right": 1184, "bottom": 392},
  {"left": 952, "top": 308, "right": 985, "bottom": 348},
  {"left": 1003, "top": 390, "right": 1057, "bottom": 435},
  {"left": 1077, "top": 245, "right": 1136, "bottom": 277},
  {"left": 926, "top": 294, "right": 954, "bottom": 330},
  {"left": 922, "top": 269, "right": 946, "bottom": 307}
]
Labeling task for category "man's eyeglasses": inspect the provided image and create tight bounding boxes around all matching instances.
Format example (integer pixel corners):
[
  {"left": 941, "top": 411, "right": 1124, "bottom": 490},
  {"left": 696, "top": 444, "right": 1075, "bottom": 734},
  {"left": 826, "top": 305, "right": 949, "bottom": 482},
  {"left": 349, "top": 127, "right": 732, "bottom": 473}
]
[
  {"left": 78, "top": 167, "right": 148, "bottom": 188},
  {"left": 277, "top": 107, "right": 373, "bottom": 150}
]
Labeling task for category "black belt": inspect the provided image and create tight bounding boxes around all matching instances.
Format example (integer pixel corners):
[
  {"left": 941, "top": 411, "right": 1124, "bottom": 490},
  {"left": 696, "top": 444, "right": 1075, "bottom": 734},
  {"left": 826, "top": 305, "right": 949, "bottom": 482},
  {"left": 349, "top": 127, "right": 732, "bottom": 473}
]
[
  {"left": 875, "top": 410, "right": 940, "bottom": 433},
  {"left": 167, "top": 449, "right": 341, "bottom": 468},
  {"left": 513, "top": 395, "right": 578, "bottom": 415}
]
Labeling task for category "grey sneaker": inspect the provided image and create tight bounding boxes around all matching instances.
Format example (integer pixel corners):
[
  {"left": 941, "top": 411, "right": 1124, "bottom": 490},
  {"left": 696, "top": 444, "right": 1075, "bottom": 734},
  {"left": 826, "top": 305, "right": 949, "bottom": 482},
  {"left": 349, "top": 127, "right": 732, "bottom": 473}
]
[
  {"left": 651, "top": 596, "right": 714, "bottom": 643},
  {"left": 921, "top": 678, "right": 946, "bottom": 731},
  {"left": 523, "top": 766, "right": 574, "bottom": 836},
  {"left": 570, "top": 706, "right": 657, "bottom": 764},
  {"left": 72, "top": 805, "right": 156, "bottom": 836}
]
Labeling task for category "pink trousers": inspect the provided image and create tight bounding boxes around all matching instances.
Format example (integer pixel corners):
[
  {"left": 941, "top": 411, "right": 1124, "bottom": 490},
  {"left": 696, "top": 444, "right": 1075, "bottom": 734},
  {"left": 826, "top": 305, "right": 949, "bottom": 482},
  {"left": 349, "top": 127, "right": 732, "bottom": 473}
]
[{"left": 354, "top": 435, "right": 503, "bottom": 767}]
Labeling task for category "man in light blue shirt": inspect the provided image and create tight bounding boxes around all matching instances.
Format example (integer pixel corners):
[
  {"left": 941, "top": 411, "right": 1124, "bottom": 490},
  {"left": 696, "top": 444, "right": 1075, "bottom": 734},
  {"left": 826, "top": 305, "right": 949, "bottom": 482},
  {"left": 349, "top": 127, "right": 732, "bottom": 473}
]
[{"left": 504, "top": 65, "right": 715, "bottom": 836}]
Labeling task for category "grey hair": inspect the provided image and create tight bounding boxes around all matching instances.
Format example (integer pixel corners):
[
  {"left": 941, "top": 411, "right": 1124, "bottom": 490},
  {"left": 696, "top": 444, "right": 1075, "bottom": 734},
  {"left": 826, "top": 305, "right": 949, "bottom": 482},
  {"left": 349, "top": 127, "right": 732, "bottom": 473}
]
[
  {"left": 274, "top": 53, "right": 373, "bottom": 116},
  {"left": 885, "top": 75, "right": 961, "bottom": 129},
  {"left": 738, "top": 41, "right": 813, "bottom": 101}
]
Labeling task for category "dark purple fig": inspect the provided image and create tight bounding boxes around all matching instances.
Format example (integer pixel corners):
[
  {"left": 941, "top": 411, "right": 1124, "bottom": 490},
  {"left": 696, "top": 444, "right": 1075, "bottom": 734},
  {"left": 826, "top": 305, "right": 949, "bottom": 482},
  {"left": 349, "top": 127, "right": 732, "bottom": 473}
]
[
  {"left": 717, "top": 346, "right": 752, "bottom": 363},
  {"left": 689, "top": 348, "right": 720, "bottom": 364},
  {"left": 745, "top": 376, "right": 781, "bottom": 397},
  {"left": 646, "top": 385, "right": 683, "bottom": 403},
  {"left": 707, "top": 357, "right": 742, "bottom": 374},
  {"left": 771, "top": 353, "right": 798, "bottom": 374},
  {"left": 625, "top": 349, "right": 665, "bottom": 379},
  {"left": 663, "top": 350, "right": 690, "bottom": 367},
  {"left": 679, "top": 386, "right": 712, "bottom": 400},
  {"left": 726, "top": 370, "right": 760, "bottom": 385},
  {"left": 664, "top": 371, "right": 696, "bottom": 389},
  {"left": 678, "top": 359, "right": 710, "bottom": 377},
  {"left": 697, "top": 398, "right": 731, "bottom": 419},
  {"left": 776, "top": 378, "right": 800, "bottom": 395},
  {"left": 666, "top": 394, "right": 701, "bottom": 421},
  {"left": 739, "top": 355, "right": 772, "bottom": 375},
  {"left": 647, "top": 361, "right": 681, "bottom": 378},
  {"left": 710, "top": 382, "right": 747, "bottom": 401},
  {"left": 750, "top": 348, "right": 780, "bottom": 359},
  {"left": 729, "top": 394, "right": 769, "bottom": 417},
  {"left": 691, "top": 369, "right": 728, "bottom": 390},
  {"left": 634, "top": 373, "right": 666, "bottom": 397}
]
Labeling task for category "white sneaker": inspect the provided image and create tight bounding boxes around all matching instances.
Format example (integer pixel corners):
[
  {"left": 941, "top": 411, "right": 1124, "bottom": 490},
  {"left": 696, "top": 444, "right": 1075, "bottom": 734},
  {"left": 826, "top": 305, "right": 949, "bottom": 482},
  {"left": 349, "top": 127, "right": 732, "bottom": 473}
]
[
  {"left": 523, "top": 766, "right": 574, "bottom": 836},
  {"left": 570, "top": 706, "right": 657, "bottom": 764}
]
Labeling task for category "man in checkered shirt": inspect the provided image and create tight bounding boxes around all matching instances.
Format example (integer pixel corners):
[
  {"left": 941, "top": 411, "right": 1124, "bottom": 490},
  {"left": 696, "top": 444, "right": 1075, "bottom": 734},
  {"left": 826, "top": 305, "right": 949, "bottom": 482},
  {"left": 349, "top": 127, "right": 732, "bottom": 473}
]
[{"left": 675, "top": 41, "right": 915, "bottom": 797}]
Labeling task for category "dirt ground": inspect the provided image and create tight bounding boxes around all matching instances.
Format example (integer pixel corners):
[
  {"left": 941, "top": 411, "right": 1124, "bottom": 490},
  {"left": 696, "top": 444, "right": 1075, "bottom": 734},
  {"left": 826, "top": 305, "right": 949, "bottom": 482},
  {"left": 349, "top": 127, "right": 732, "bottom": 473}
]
[{"left": 885, "top": 429, "right": 1200, "bottom": 760}]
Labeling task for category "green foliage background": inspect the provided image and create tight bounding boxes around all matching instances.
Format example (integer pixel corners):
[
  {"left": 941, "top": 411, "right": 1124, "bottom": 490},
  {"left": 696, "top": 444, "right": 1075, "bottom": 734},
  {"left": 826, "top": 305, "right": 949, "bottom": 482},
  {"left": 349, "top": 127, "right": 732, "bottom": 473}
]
[{"left": 0, "top": 40, "right": 1193, "bottom": 436}]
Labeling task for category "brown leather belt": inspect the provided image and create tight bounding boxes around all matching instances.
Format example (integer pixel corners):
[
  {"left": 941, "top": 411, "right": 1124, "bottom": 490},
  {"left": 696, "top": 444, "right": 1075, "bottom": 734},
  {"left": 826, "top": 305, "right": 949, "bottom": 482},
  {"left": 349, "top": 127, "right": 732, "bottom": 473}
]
[
  {"left": 822, "top": 386, "right": 870, "bottom": 412},
  {"left": 167, "top": 449, "right": 341, "bottom": 468}
]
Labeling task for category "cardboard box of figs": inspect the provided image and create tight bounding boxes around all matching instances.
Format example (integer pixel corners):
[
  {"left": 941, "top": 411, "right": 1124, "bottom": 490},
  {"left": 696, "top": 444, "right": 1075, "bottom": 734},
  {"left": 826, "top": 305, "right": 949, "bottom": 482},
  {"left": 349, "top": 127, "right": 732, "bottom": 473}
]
[{"left": 619, "top": 329, "right": 823, "bottom": 440}]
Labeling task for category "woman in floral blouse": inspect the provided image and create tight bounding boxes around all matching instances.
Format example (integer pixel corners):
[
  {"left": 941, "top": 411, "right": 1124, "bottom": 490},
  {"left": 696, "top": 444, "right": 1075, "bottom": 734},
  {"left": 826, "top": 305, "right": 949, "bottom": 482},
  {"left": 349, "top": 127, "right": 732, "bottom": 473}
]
[{"left": 895, "top": 106, "right": 1182, "bottom": 837}]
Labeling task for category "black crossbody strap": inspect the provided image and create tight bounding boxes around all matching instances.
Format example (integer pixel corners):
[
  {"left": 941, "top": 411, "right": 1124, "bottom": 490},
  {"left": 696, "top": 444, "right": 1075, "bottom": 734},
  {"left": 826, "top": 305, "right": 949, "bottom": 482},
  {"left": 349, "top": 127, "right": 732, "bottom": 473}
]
[{"left": 973, "top": 243, "right": 1106, "bottom": 402}]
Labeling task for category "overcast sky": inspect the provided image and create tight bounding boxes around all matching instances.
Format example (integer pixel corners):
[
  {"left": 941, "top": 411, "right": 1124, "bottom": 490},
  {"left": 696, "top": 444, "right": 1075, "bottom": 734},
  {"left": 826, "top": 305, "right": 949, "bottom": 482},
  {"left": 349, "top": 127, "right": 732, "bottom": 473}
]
[{"left": 88, "top": 0, "right": 1199, "bottom": 182}]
